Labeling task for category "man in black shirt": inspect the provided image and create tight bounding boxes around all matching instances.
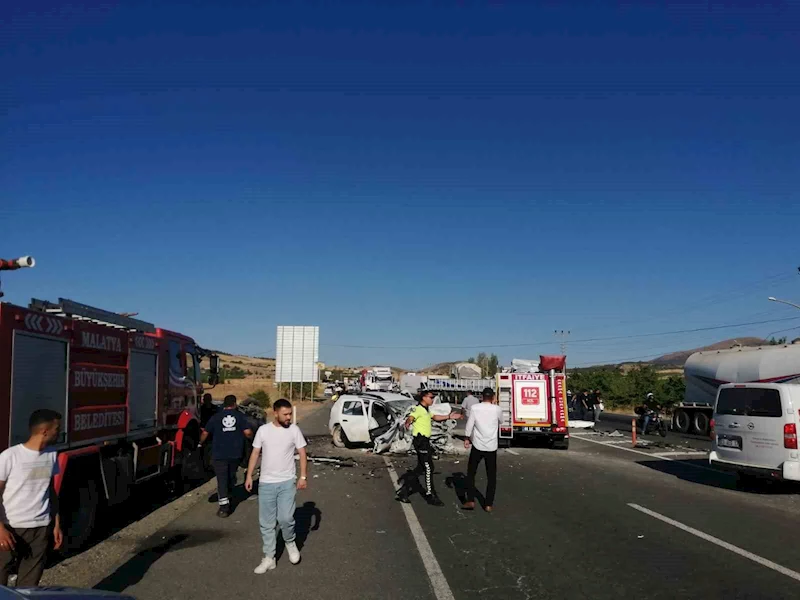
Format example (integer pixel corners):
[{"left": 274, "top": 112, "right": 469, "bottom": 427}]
[
  {"left": 200, "top": 395, "right": 254, "bottom": 517},
  {"left": 199, "top": 393, "right": 218, "bottom": 428}
]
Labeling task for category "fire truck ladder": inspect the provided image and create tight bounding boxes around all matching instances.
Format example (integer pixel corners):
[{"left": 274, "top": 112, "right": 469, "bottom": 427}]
[
  {"left": 29, "top": 298, "right": 156, "bottom": 333},
  {"left": 422, "top": 377, "right": 497, "bottom": 392}
]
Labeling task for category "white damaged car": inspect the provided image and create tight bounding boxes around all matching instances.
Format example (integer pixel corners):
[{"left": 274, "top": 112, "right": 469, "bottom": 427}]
[{"left": 328, "top": 392, "right": 417, "bottom": 448}]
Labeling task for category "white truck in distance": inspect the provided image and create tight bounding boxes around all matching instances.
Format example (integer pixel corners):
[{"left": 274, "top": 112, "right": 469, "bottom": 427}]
[
  {"left": 678, "top": 342, "right": 800, "bottom": 435},
  {"left": 364, "top": 366, "right": 394, "bottom": 391}
]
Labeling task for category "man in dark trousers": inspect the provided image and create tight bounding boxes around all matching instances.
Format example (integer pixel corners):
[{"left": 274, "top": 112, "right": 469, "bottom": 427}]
[
  {"left": 0, "top": 410, "right": 63, "bottom": 587},
  {"left": 395, "top": 390, "right": 459, "bottom": 507},
  {"left": 200, "top": 395, "right": 253, "bottom": 517},
  {"left": 462, "top": 388, "right": 503, "bottom": 513}
]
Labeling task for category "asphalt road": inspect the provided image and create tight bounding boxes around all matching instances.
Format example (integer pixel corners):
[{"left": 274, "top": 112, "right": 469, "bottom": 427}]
[
  {"left": 97, "top": 403, "right": 800, "bottom": 599},
  {"left": 596, "top": 411, "right": 712, "bottom": 451}
]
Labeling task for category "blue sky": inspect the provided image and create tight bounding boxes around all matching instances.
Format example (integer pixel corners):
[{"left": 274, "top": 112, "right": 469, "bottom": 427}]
[{"left": 2, "top": 1, "right": 799, "bottom": 369}]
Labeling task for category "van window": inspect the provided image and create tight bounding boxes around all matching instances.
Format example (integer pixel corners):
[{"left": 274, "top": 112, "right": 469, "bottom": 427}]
[{"left": 716, "top": 388, "right": 782, "bottom": 418}]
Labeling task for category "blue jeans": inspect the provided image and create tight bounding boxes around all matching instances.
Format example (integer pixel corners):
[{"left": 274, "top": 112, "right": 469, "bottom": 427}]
[
  {"left": 641, "top": 415, "right": 651, "bottom": 435},
  {"left": 258, "top": 480, "right": 296, "bottom": 558}
]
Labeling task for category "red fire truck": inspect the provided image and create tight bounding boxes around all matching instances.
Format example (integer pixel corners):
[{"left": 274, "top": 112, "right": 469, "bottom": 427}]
[
  {"left": 497, "top": 355, "right": 569, "bottom": 449},
  {"left": 0, "top": 269, "right": 220, "bottom": 549}
]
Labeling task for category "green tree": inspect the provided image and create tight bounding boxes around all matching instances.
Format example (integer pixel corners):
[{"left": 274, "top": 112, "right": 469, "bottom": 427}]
[
  {"left": 250, "top": 389, "right": 271, "bottom": 408},
  {"left": 769, "top": 337, "right": 788, "bottom": 345},
  {"left": 475, "top": 352, "right": 489, "bottom": 377},
  {"left": 488, "top": 353, "right": 499, "bottom": 377}
]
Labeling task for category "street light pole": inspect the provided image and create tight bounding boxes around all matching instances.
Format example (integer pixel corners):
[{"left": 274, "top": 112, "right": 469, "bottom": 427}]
[{"left": 768, "top": 297, "right": 800, "bottom": 311}]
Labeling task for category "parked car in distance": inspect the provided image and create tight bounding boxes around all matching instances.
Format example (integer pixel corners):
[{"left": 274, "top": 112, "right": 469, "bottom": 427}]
[{"left": 709, "top": 383, "right": 800, "bottom": 484}]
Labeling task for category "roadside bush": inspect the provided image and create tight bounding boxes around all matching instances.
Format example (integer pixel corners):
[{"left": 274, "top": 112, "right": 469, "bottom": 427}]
[
  {"left": 567, "top": 366, "right": 684, "bottom": 410},
  {"left": 250, "top": 389, "right": 271, "bottom": 408}
]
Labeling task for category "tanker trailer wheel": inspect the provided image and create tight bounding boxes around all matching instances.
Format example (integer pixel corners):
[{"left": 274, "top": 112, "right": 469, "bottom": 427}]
[
  {"left": 60, "top": 476, "right": 100, "bottom": 552},
  {"left": 693, "top": 412, "right": 710, "bottom": 436},
  {"left": 674, "top": 410, "right": 691, "bottom": 434}
]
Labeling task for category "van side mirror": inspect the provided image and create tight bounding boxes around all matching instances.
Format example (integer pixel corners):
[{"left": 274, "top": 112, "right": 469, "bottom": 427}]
[{"left": 208, "top": 354, "right": 220, "bottom": 386}]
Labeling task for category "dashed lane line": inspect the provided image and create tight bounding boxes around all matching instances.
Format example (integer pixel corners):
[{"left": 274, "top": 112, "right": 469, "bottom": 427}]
[{"left": 629, "top": 503, "right": 800, "bottom": 584}]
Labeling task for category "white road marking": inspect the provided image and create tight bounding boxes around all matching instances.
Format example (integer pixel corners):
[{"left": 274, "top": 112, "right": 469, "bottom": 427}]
[
  {"left": 628, "top": 503, "right": 800, "bottom": 583},
  {"left": 383, "top": 456, "right": 456, "bottom": 600},
  {"left": 505, "top": 448, "right": 521, "bottom": 456},
  {"left": 572, "top": 433, "right": 719, "bottom": 473},
  {"left": 652, "top": 451, "right": 709, "bottom": 458}
]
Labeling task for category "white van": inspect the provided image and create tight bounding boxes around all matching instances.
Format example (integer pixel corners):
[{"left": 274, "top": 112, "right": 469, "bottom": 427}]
[{"left": 710, "top": 383, "right": 800, "bottom": 482}]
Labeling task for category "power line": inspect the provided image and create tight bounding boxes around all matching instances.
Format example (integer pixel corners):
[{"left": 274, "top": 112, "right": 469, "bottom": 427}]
[{"left": 321, "top": 315, "right": 800, "bottom": 350}]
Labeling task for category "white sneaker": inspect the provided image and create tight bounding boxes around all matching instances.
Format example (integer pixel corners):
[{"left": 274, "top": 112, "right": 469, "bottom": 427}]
[
  {"left": 254, "top": 556, "right": 276, "bottom": 574},
  {"left": 285, "top": 541, "right": 301, "bottom": 565}
]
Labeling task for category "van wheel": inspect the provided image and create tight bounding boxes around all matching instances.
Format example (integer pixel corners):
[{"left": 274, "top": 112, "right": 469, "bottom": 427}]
[
  {"left": 332, "top": 425, "right": 348, "bottom": 448},
  {"left": 61, "top": 476, "right": 100, "bottom": 552},
  {"left": 674, "top": 410, "right": 691, "bottom": 433},
  {"left": 693, "top": 412, "right": 710, "bottom": 436}
]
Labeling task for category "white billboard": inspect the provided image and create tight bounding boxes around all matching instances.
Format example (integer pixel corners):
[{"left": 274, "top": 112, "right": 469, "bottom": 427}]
[{"left": 275, "top": 326, "right": 319, "bottom": 383}]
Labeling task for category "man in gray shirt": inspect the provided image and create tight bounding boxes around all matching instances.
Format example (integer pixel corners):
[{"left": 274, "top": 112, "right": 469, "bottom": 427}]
[{"left": 461, "top": 393, "right": 479, "bottom": 420}]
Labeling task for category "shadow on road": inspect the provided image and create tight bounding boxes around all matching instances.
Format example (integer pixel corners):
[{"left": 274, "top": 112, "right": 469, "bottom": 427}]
[
  {"left": 276, "top": 501, "right": 322, "bottom": 559},
  {"left": 445, "top": 472, "right": 487, "bottom": 508},
  {"left": 637, "top": 459, "right": 800, "bottom": 495},
  {"left": 94, "top": 529, "right": 226, "bottom": 593}
]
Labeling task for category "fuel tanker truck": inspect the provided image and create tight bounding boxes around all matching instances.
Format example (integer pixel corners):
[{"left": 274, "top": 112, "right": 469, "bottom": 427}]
[{"left": 678, "top": 342, "right": 800, "bottom": 435}]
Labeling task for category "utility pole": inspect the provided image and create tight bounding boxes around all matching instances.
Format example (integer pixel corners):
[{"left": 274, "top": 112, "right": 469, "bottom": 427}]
[{"left": 554, "top": 330, "right": 571, "bottom": 355}]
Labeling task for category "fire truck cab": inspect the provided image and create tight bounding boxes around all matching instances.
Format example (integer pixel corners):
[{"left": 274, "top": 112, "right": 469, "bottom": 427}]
[{"left": 0, "top": 297, "right": 219, "bottom": 549}]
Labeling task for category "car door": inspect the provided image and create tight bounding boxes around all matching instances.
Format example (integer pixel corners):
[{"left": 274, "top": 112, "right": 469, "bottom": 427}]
[
  {"left": 368, "top": 401, "right": 394, "bottom": 440},
  {"left": 714, "top": 385, "right": 786, "bottom": 468},
  {"left": 340, "top": 399, "right": 370, "bottom": 443}
]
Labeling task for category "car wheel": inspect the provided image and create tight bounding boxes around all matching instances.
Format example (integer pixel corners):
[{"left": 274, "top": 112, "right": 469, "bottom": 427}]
[{"left": 332, "top": 425, "right": 348, "bottom": 448}]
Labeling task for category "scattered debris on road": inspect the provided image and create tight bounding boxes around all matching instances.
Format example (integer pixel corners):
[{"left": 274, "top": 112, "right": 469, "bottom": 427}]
[
  {"left": 373, "top": 404, "right": 459, "bottom": 455},
  {"left": 306, "top": 455, "right": 357, "bottom": 467}
]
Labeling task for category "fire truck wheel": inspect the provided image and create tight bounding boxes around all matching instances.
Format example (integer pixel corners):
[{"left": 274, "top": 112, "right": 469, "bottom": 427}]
[
  {"left": 61, "top": 477, "right": 100, "bottom": 552},
  {"left": 550, "top": 437, "right": 569, "bottom": 450},
  {"left": 498, "top": 439, "right": 511, "bottom": 449},
  {"left": 332, "top": 425, "right": 348, "bottom": 449}
]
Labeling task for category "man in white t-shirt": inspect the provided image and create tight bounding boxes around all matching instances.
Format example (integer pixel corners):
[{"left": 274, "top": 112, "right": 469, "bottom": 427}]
[
  {"left": 462, "top": 388, "right": 503, "bottom": 513},
  {"left": 0, "top": 409, "right": 64, "bottom": 587},
  {"left": 245, "top": 399, "right": 308, "bottom": 574}
]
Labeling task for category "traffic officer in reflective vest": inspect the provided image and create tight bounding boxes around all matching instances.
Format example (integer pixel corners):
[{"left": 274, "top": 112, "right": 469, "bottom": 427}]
[{"left": 395, "top": 390, "right": 459, "bottom": 507}]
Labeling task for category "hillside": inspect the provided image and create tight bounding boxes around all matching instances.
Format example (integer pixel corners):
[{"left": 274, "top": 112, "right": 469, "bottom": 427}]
[
  {"left": 648, "top": 337, "right": 768, "bottom": 367},
  {"left": 418, "top": 361, "right": 459, "bottom": 376},
  {"left": 199, "top": 353, "right": 277, "bottom": 400}
]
